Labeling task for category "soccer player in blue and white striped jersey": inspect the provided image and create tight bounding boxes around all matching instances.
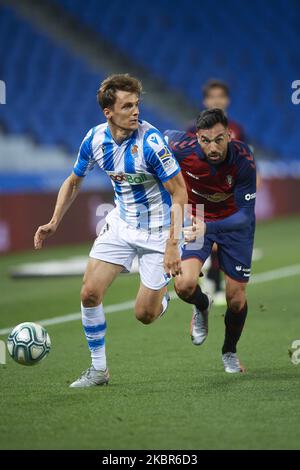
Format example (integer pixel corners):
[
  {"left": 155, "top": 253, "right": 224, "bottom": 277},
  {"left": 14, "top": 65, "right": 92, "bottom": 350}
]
[{"left": 34, "top": 74, "right": 187, "bottom": 387}]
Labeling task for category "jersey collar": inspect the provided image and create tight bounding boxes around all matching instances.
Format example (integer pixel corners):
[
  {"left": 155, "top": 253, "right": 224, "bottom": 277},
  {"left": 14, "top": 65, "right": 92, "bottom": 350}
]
[{"left": 106, "top": 124, "right": 138, "bottom": 146}]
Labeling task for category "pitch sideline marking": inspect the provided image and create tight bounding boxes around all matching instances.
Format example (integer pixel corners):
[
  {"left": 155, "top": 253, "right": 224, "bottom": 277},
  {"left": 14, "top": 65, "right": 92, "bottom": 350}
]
[{"left": 1, "top": 263, "right": 300, "bottom": 336}]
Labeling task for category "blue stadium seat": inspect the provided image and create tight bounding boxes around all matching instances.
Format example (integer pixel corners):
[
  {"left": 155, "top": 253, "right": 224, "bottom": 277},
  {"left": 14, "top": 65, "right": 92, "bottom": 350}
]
[
  {"left": 48, "top": 0, "right": 300, "bottom": 160},
  {"left": 0, "top": 5, "right": 179, "bottom": 154}
]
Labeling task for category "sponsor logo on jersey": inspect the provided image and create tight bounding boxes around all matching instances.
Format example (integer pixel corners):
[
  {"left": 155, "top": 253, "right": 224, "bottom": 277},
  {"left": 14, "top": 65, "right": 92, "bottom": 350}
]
[
  {"left": 191, "top": 189, "right": 233, "bottom": 203},
  {"left": 157, "top": 145, "right": 172, "bottom": 160},
  {"left": 146, "top": 132, "right": 165, "bottom": 152},
  {"left": 245, "top": 192, "right": 256, "bottom": 201},
  {"left": 107, "top": 171, "right": 148, "bottom": 185},
  {"left": 162, "top": 158, "right": 177, "bottom": 171},
  {"left": 149, "top": 134, "right": 159, "bottom": 145},
  {"left": 186, "top": 171, "right": 200, "bottom": 180}
]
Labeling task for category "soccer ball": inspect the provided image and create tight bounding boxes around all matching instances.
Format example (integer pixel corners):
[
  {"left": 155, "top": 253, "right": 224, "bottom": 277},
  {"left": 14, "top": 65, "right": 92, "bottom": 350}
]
[{"left": 7, "top": 322, "right": 51, "bottom": 366}]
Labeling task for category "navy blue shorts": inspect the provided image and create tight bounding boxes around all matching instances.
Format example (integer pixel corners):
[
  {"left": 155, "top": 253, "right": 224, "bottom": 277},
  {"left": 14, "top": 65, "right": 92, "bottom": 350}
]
[{"left": 181, "top": 221, "right": 255, "bottom": 283}]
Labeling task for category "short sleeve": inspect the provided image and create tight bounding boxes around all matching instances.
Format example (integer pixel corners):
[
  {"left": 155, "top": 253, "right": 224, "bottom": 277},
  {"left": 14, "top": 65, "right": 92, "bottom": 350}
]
[
  {"left": 164, "top": 129, "right": 198, "bottom": 162},
  {"left": 73, "top": 128, "right": 96, "bottom": 177},
  {"left": 144, "top": 130, "right": 180, "bottom": 183}
]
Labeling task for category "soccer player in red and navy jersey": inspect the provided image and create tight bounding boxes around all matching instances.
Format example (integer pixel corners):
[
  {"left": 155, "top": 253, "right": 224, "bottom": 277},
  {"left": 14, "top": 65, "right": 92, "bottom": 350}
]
[
  {"left": 165, "top": 108, "right": 256, "bottom": 373},
  {"left": 187, "top": 80, "right": 247, "bottom": 304}
]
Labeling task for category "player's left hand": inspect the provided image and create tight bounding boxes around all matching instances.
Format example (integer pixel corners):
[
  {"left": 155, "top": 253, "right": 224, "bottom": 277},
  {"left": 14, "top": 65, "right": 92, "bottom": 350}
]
[
  {"left": 183, "top": 216, "right": 206, "bottom": 242},
  {"left": 164, "top": 240, "right": 182, "bottom": 277}
]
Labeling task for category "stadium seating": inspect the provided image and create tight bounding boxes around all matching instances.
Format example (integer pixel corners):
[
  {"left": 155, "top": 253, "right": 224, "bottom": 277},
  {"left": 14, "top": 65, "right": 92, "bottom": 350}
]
[
  {"left": 49, "top": 0, "right": 300, "bottom": 160},
  {"left": 0, "top": 5, "right": 178, "bottom": 155},
  {"left": 1, "top": 1, "right": 300, "bottom": 160}
]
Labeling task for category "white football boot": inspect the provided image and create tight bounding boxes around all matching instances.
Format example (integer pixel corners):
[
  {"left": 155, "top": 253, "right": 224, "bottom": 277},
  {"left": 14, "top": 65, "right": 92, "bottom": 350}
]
[
  {"left": 222, "top": 352, "right": 245, "bottom": 373},
  {"left": 190, "top": 293, "right": 213, "bottom": 345},
  {"left": 69, "top": 365, "right": 109, "bottom": 388}
]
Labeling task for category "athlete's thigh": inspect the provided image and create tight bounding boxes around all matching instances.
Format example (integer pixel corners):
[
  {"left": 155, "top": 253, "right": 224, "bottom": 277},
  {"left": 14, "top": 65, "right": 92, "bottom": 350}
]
[
  {"left": 180, "top": 234, "right": 214, "bottom": 280},
  {"left": 180, "top": 257, "right": 204, "bottom": 284},
  {"left": 135, "top": 282, "right": 166, "bottom": 313},
  {"left": 175, "top": 250, "right": 207, "bottom": 291},
  {"left": 217, "top": 228, "right": 254, "bottom": 283},
  {"left": 90, "top": 215, "right": 136, "bottom": 274},
  {"left": 83, "top": 258, "right": 124, "bottom": 294},
  {"left": 138, "top": 249, "right": 167, "bottom": 291},
  {"left": 135, "top": 248, "right": 168, "bottom": 311}
]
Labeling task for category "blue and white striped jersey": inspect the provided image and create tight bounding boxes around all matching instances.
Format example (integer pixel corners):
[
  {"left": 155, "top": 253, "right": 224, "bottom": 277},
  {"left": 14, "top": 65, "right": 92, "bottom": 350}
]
[{"left": 73, "top": 120, "right": 180, "bottom": 229}]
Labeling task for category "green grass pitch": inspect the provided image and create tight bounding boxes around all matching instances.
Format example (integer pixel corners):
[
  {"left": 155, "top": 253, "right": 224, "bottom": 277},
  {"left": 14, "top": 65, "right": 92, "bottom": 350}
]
[{"left": 0, "top": 216, "right": 300, "bottom": 450}]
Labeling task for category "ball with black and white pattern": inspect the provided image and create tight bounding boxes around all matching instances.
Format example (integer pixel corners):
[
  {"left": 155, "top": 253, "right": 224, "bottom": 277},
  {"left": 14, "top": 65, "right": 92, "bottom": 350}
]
[{"left": 7, "top": 322, "right": 51, "bottom": 366}]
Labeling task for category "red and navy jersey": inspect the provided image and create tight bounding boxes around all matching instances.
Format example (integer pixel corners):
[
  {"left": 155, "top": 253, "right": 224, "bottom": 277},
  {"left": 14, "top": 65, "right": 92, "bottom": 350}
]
[{"left": 164, "top": 130, "right": 256, "bottom": 235}]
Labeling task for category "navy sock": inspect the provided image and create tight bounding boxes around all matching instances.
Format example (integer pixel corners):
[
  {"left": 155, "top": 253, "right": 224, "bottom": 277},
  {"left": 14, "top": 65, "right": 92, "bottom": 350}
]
[
  {"left": 222, "top": 302, "right": 248, "bottom": 354},
  {"left": 176, "top": 284, "right": 209, "bottom": 311}
]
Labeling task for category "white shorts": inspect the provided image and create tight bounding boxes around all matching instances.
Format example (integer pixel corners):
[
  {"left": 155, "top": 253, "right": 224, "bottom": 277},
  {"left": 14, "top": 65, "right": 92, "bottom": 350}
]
[{"left": 89, "top": 209, "right": 170, "bottom": 290}]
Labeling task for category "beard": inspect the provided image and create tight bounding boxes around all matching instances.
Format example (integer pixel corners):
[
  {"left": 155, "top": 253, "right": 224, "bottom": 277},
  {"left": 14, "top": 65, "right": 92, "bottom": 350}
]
[{"left": 206, "top": 152, "right": 226, "bottom": 164}]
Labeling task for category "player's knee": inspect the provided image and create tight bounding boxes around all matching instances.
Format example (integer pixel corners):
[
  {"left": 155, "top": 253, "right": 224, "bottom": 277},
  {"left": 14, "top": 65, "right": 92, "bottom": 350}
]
[
  {"left": 175, "top": 278, "right": 197, "bottom": 300},
  {"left": 134, "top": 306, "right": 156, "bottom": 325},
  {"left": 226, "top": 294, "right": 246, "bottom": 314},
  {"left": 81, "top": 285, "right": 102, "bottom": 307}
]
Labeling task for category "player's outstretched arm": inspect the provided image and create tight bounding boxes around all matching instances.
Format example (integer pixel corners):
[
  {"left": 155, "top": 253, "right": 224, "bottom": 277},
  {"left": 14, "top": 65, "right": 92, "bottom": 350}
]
[
  {"left": 34, "top": 172, "right": 83, "bottom": 249},
  {"left": 163, "top": 172, "right": 188, "bottom": 277}
]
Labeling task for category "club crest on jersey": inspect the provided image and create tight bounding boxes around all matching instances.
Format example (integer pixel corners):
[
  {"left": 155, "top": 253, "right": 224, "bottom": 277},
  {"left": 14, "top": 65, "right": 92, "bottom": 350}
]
[
  {"left": 226, "top": 175, "right": 233, "bottom": 186},
  {"left": 131, "top": 144, "right": 139, "bottom": 156},
  {"left": 101, "top": 144, "right": 106, "bottom": 154}
]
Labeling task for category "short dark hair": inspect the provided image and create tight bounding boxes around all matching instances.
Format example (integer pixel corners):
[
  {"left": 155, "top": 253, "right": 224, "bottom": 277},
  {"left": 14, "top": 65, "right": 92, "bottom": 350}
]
[
  {"left": 202, "top": 79, "right": 229, "bottom": 99},
  {"left": 196, "top": 108, "right": 228, "bottom": 130},
  {"left": 97, "top": 73, "right": 143, "bottom": 109}
]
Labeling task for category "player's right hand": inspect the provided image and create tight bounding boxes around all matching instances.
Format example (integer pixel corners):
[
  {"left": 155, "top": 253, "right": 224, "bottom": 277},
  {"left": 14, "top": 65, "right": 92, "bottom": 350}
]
[
  {"left": 164, "top": 240, "right": 182, "bottom": 277},
  {"left": 34, "top": 222, "right": 57, "bottom": 249}
]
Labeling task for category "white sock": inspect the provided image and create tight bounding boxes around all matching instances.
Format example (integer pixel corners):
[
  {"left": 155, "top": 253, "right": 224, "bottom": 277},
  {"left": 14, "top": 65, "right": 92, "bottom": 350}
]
[
  {"left": 159, "top": 293, "right": 170, "bottom": 318},
  {"left": 81, "top": 303, "right": 107, "bottom": 371}
]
